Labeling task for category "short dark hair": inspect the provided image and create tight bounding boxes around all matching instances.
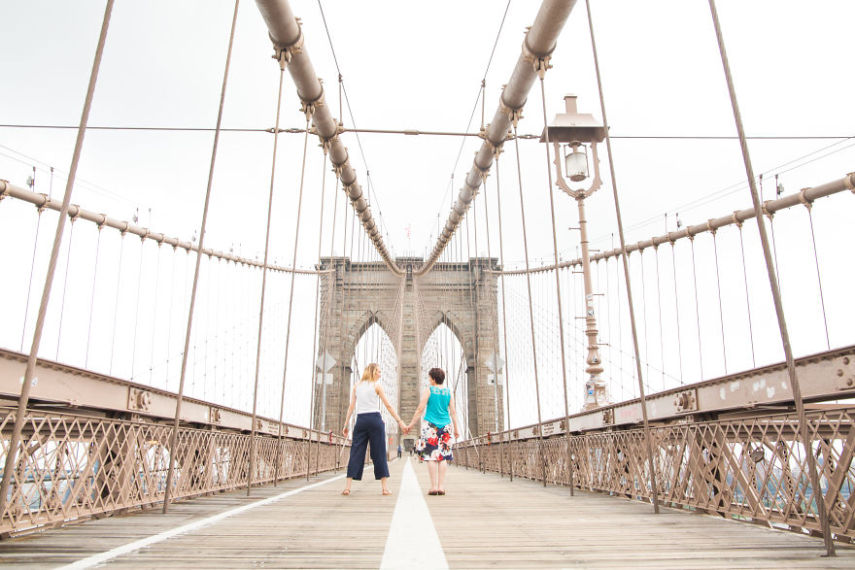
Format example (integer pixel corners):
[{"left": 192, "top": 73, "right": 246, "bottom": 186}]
[{"left": 428, "top": 368, "right": 445, "bottom": 385}]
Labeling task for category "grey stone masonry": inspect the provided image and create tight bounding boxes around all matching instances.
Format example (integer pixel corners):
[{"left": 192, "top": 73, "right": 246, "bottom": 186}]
[{"left": 315, "top": 257, "right": 503, "bottom": 437}]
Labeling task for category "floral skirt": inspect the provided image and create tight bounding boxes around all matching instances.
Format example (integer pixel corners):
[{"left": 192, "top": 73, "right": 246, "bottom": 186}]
[{"left": 415, "top": 421, "right": 454, "bottom": 462}]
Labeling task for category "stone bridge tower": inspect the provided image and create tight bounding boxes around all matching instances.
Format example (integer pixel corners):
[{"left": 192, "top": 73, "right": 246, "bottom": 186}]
[{"left": 315, "top": 257, "right": 503, "bottom": 441}]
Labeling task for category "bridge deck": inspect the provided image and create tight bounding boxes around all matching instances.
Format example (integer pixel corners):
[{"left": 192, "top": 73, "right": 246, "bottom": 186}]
[{"left": 2, "top": 458, "right": 853, "bottom": 569}]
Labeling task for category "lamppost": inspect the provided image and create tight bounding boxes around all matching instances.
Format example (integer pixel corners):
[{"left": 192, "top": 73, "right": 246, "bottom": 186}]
[{"left": 541, "top": 95, "right": 609, "bottom": 410}]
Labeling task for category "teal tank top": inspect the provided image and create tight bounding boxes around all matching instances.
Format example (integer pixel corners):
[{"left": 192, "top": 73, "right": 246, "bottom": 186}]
[{"left": 424, "top": 386, "right": 451, "bottom": 427}]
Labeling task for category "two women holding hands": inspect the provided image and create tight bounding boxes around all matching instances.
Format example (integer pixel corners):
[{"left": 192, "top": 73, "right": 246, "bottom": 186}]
[{"left": 341, "top": 364, "right": 459, "bottom": 497}]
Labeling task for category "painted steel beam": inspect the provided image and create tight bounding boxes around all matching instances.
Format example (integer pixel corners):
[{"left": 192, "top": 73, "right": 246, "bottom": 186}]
[
  {"left": 0, "top": 348, "right": 330, "bottom": 443},
  {"left": 472, "top": 344, "right": 855, "bottom": 441}
]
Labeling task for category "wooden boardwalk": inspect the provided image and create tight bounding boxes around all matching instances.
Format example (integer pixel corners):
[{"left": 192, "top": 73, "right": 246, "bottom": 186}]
[{"left": 1, "top": 457, "right": 853, "bottom": 568}]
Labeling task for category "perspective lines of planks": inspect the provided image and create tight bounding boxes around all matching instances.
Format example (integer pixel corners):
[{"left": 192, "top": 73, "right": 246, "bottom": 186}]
[{"left": 1, "top": 458, "right": 854, "bottom": 568}]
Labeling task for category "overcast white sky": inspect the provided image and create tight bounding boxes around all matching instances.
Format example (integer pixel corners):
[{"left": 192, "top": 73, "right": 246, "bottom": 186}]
[
  {"left": 2, "top": 0, "right": 853, "bottom": 265},
  {"left": 1, "top": 1, "right": 854, "bottom": 425}
]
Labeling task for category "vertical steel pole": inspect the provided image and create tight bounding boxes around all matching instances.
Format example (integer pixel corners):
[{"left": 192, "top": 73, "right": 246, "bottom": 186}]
[
  {"left": 0, "top": 0, "right": 115, "bottom": 520},
  {"left": 708, "top": 0, "right": 834, "bottom": 554}
]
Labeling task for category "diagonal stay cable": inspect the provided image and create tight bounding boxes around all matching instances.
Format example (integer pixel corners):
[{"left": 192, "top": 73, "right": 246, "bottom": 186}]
[{"left": 316, "top": 0, "right": 391, "bottom": 250}]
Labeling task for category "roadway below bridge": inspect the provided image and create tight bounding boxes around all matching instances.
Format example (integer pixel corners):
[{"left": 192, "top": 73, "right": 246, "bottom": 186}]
[{"left": 1, "top": 458, "right": 853, "bottom": 568}]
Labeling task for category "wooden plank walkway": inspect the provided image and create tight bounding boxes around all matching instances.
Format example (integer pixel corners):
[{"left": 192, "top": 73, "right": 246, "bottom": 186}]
[{"left": 1, "top": 457, "right": 853, "bottom": 568}]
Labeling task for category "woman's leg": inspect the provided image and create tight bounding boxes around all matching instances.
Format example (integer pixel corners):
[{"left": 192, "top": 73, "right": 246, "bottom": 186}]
[
  {"left": 346, "top": 416, "right": 370, "bottom": 482},
  {"left": 437, "top": 460, "right": 448, "bottom": 492},
  {"left": 366, "top": 413, "right": 391, "bottom": 483},
  {"left": 427, "top": 460, "right": 438, "bottom": 492}
]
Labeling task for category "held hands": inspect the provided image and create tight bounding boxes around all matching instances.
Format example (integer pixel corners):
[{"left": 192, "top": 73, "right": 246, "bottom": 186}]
[{"left": 398, "top": 420, "right": 409, "bottom": 435}]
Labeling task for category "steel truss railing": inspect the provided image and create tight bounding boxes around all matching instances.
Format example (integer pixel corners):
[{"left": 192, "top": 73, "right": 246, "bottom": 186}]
[
  {"left": 0, "top": 407, "right": 348, "bottom": 537},
  {"left": 457, "top": 405, "right": 855, "bottom": 543}
]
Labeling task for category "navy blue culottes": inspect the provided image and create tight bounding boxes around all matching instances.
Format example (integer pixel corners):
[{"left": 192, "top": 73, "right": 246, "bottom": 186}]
[{"left": 346, "top": 412, "right": 390, "bottom": 480}]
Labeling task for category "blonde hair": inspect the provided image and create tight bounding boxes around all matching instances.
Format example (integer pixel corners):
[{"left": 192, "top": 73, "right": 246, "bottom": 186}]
[{"left": 360, "top": 363, "right": 381, "bottom": 382}]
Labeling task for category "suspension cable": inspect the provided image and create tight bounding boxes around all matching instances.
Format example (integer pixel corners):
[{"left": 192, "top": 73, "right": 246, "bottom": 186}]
[
  {"left": 162, "top": 0, "right": 240, "bottom": 514},
  {"left": 653, "top": 245, "right": 666, "bottom": 390},
  {"left": 20, "top": 204, "right": 44, "bottom": 351},
  {"left": 735, "top": 221, "right": 756, "bottom": 367},
  {"left": 711, "top": 229, "right": 728, "bottom": 372},
  {"left": 586, "top": 0, "right": 660, "bottom": 514},
  {"left": 276, "top": 113, "right": 313, "bottom": 474},
  {"left": 707, "top": 0, "right": 833, "bottom": 553},
  {"left": 55, "top": 217, "right": 77, "bottom": 360},
  {"left": 511, "top": 121, "right": 545, "bottom": 483},
  {"left": 253, "top": 62, "right": 285, "bottom": 489},
  {"left": 689, "top": 236, "right": 704, "bottom": 379},
  {"left": 306, "top": 150, "right": 329, "bottom": 480},
  {"left": 804, "top": 202, "right": 831, "bottom": 349},
  {"left": 538, "top": 74, "right": 574, "bottom": 495},
  {"left": 0, "top": 0, "right": 116, "bottom": 520}
]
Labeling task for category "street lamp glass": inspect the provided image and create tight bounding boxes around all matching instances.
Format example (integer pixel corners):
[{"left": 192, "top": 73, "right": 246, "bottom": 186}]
[{"left": 564, "top": 143, "right": 588, "bottom": 182}]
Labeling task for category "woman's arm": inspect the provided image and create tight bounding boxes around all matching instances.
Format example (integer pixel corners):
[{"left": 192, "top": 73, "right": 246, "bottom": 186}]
[
  {"left": 375, "top": 384, "right": 407, "bottom": 431},
  {"left": 447, "top": 394, "right": 461, "bottom": 439},
  {"left": 341, "top": 385, "right": 357, "bottom": 436},
  {"left": 408, "top": 388, "right": 431, "bottom": 430}
]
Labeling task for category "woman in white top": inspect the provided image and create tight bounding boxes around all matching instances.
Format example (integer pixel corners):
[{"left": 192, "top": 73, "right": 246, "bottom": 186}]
[{"left": 341, "top": 363, "right": 407, "bottom": 495}]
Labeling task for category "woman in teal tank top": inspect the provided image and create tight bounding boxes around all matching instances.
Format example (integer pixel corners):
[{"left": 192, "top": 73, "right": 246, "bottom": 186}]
[{"left": 407, "top": 367, "right": 460, "bottom": 496}]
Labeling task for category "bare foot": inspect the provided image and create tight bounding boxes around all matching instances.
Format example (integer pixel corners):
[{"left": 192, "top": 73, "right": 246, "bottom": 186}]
[
  {"left": 341, "top": 489, "right": 351, "bottom": 496},
  {"left": 382, "top": 489, "right": 392, "bottom": 496}
]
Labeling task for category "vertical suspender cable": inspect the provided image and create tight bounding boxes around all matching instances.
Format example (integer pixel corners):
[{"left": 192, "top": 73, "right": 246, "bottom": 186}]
[
  {"left": 689, "top": 237, "right": 704, "bottom": 378},
  {"left": 538, "top": 75, "right": 574, "bottom": 495},
  {"left": 805, "top": 204, "right": 831, "bottom": 349},
  {"left": 653, "top": 246, "right": 666, "bottom": 390},
  {"left": 472, "top": 183, "right": 481, "bottom": 436},
  {"left": 84, "top": 223, "right": 103, "bottom": 368},
  {"left": 275, "top": 114, "right": 312, "bottom": 476},
  {"left": 0, "top": 0, "right": 115, "bottom": 519},
  {"left": 319, "top": 177, "right": 339, "bottom": 433},
  {"left": 162, "top": 0, "right": 239, "bottom": 514},
  {"left": 736, "top": 223, "right": 757, "bottom": 367},
  {"left": 21, "top": 206, "right": 44, "bottom": 351},
  {"left": 511, "top": 122, "right": 546, "bottom": 485},
  {"left": 494, "top": 153, "right": 514, "bottom": 480},
  {"left": 711, "top": 231, "right": 728, "bottom": 372},
  {"left": 707, "top": 0, "right": 833, "bottom": 553},
  {"left": 55, "top": 219, "right": 77, "bottom": 359},
  {"left": 639, "top": 251, "right": 650, "bottom": 392},
  {"left": 254, "top": 62, "right": 285, "bottom": 489},
  {"left": 109, "top": 233, "right": 125, "bottom": 375},
  {"left": 165, "top": 246, "right": 178, "bottom": 384},
  {"left": 306, "top": 151, "right": 328, "bottom": 480},
  {"left": 129, "top": 234, "right": 145, "bottom": 378},
  {"left": 480, "top": 157, "right": 502, "bottom": 472},
  {"left": 669, "top": 243, "right": 684, "bottom": 384},
  {"left": 586, "top": 0, "right": 660, "bottom": 513},
  {"left": 149, "top": 242, "right": 163, "bottom": 383}
]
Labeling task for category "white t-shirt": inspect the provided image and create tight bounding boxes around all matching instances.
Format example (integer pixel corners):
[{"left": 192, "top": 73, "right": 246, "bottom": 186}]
[{"left": 355, "top": 381, "right": 381, "bottom": 414}]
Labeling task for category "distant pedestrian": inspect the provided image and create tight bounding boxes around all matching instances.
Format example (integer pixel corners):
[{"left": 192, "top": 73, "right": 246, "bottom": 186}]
[
  {"left": 408, "top": 367, "right": 460, "bottom": 496},
  {"left": 341, "top": 363, "right": 407, "bottom": 496},
  {"left": 397, "top": 444, "right": 403, "bottom": 459}
]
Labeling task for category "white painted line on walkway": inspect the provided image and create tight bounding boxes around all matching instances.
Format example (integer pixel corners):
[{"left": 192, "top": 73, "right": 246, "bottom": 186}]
[
  {"left": 61, "top": 474, "right": 345, "bottom": 569},
  {"left": 380, "top": 458, "right": 448, "bottom": 569}
]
